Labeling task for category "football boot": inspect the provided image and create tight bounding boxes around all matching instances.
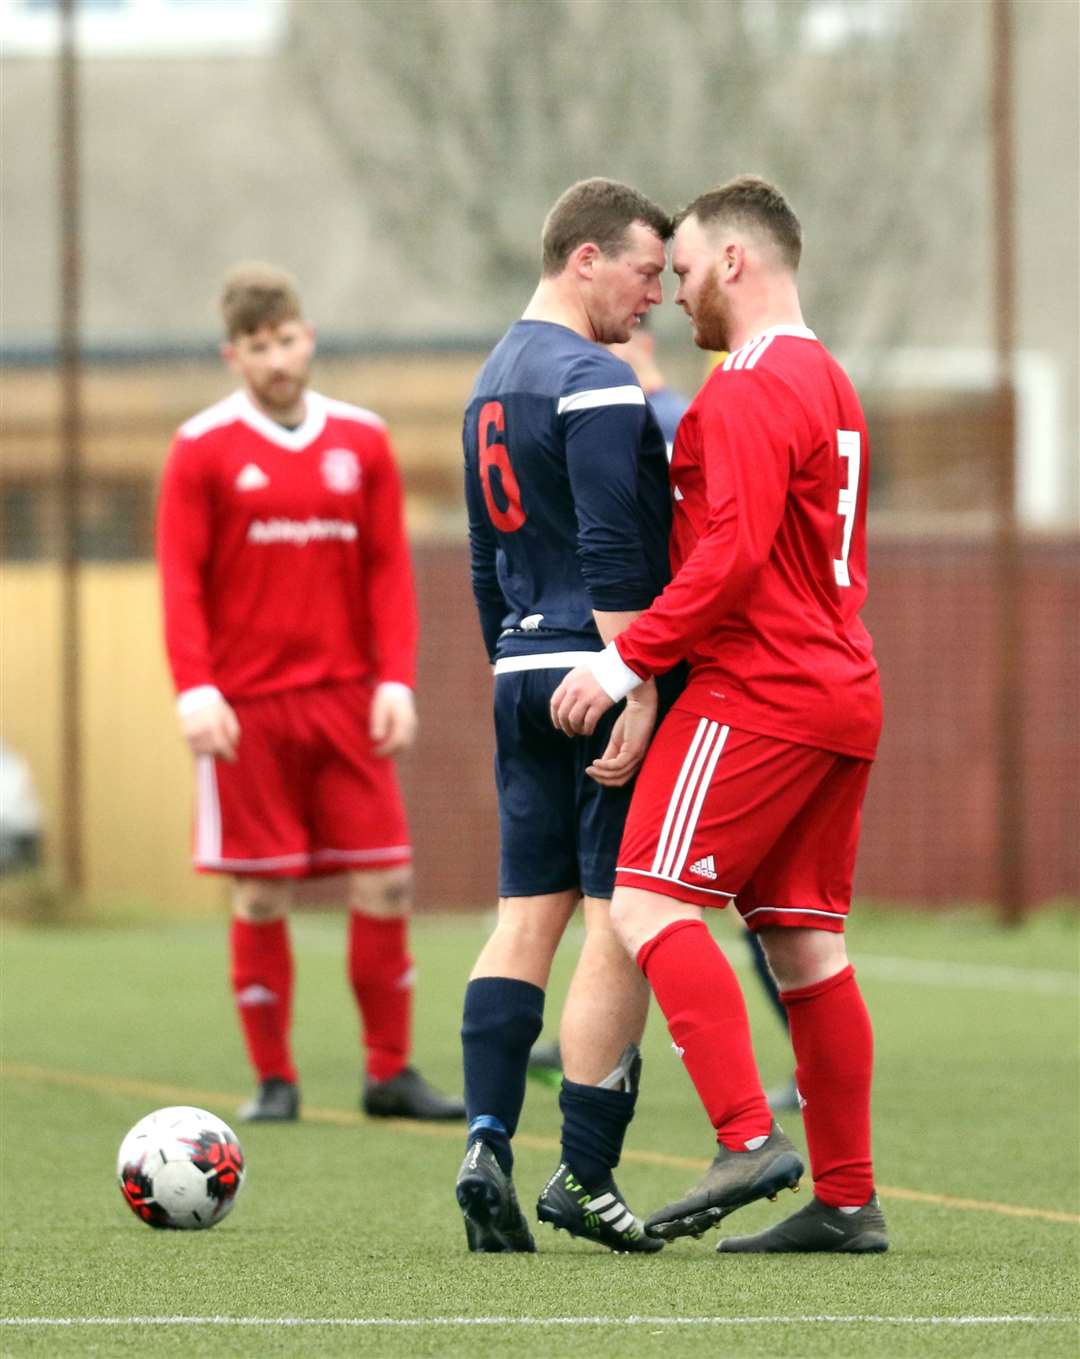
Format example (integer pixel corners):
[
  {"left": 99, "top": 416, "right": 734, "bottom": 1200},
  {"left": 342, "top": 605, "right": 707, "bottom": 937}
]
[
  {"left": 236, "top": 1078, "right": 300, "bottom": 1123},
  {"left": 717, "top": 1192, "right": 889, "bottom": 1253},
  {"left": 455, "top": 1140, "right": 537, "bottom": 1253},
  {"left": 362, "top": 1066, "right": 465, "bottom": 1121},
  {"left": 537, "top": 1163, "right": 662, "bottom": 1253},
  {"left": 645, "top": 1120, "right": 803, "bottom": 1240}
]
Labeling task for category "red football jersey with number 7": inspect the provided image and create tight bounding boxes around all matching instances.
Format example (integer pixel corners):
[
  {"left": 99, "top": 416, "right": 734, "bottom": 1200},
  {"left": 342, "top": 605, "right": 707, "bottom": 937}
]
[{"left": 614, "top": 326, "right": 882, "bottom": 760}]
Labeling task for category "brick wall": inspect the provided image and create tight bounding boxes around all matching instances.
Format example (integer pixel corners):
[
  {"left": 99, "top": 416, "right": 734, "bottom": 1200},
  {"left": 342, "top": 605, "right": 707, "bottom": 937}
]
[{"left": 402, "top": 538, "right": 1079, "bottom": 911}]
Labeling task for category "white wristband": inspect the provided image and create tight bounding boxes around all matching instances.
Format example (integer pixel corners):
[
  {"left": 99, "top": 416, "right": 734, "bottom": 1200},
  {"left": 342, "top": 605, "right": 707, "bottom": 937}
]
[
  {"left": 176, "top": 685, "right": 224, "bottom": 717},
  {"left": 375, "top": 681, "right": 414, "bottom": 700},
  {"left": 587, "top": 642, "right": 645, "bottom": 703}
]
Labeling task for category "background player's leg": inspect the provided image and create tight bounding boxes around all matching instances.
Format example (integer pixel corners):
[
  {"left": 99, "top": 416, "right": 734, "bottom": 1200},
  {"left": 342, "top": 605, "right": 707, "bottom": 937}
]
[
  {"left": 346, "top": 867, "right": 464, "bottom": 1120},
  {"left": 745, "top": 928, "right": 788, "bottom": 1029},
  {"left": 742, "top": 928, "right": 799, "bottom": 1110},
  {"left": 758, "top": 926, "right": 876, "bottom": 1209},
  {"left": 231, "top": 877, "right": 299, "bottom": 1121},
  {"left": 347, "top": 867, "right": 413, "bottom": 1083}
]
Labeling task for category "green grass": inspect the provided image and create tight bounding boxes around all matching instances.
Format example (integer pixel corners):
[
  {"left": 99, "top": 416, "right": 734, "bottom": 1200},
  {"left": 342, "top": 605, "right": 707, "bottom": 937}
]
[{"left": 1, "top": 905, "right": 1078, "bottom": 1358}]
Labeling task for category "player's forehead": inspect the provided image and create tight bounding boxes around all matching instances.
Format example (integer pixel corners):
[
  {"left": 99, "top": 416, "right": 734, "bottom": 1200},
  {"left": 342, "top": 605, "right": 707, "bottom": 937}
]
[
  {"left": 233, "top": 318, "right": 307, "bottom": 347},
  {"left": 672, "top": 214, "right": 712, "bottom": 269},
  {"left": 614, "top": 220, "right": 667, "bottom": 269}
]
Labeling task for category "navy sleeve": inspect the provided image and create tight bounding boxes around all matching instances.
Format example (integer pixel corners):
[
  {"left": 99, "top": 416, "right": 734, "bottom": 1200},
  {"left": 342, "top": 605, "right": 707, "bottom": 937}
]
[
  {"left": 561, "top": 361, "right": 657, "bottom": 612},
  {"left": 463, "top": 418, "right": 508, "bottom": 662}
]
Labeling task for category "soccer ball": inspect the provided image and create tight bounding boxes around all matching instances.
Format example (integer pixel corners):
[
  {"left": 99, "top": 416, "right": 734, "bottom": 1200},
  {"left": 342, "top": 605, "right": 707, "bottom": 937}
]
[{"left": 117, "top": 1106, "right": 246, "bottom": 1230}]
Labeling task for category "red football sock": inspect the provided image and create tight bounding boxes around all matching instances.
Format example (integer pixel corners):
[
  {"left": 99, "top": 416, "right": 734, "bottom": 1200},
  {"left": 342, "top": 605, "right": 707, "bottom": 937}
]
[
  {"left": 348, "top": 911, "right": 413, "bottom": 1083},
  {"left": 230, "top": 917, "right": 296, "bottom": 1084},
  {"left": 781, "top": 964, "right": 875, "bottom": 1207},
  {"left": 637, "top": 919, "right": 771, "bottom": 1150}
]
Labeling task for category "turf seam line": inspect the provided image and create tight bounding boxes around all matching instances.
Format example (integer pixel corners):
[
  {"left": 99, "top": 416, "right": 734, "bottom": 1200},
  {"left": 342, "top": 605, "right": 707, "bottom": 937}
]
[
  {"left": 4, "top": 1061, "right": 1078, "bottom": 1226},
  {"left": 851, "top": 954, "right": 1078, "bottom": 995},
  {"left": 2, "top": 1315, "right": 1078, "bottom": 1329}
]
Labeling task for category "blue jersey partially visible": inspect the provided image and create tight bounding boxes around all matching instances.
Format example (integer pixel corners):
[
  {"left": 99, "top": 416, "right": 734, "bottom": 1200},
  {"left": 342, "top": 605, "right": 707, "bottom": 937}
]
[
  {"left": 646, "top": 384, "right": 691, "bottom": 456},
  {"left": 464, "top": 320, "right": 672, "bottom": 663}
]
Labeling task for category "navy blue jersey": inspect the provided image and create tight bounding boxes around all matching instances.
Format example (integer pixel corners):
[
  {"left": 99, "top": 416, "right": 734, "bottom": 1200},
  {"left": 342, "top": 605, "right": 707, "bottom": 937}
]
[
  {"left": 646, "top": 384, "right": 691, "bottom": 455},
  {"left": 464, "top": 321, "right": 672, "bottom": 662}
]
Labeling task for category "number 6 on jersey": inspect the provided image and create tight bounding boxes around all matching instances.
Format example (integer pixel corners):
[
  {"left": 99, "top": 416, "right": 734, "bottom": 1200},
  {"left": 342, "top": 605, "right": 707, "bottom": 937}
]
[{"left": 478, "top": 400, "right": 527, "bottom": 533}]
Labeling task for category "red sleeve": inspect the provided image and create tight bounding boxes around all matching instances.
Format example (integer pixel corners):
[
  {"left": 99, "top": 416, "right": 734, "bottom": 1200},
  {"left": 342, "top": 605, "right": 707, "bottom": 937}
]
[
  {"left": 156, "top": 433, "right": 217, "bottom": 694},
  {"left": 362, "top": 429, "right": 418, "bottom": 687},
  {"left": 615, "top": 370, "right": 799, "bottom": 677}
]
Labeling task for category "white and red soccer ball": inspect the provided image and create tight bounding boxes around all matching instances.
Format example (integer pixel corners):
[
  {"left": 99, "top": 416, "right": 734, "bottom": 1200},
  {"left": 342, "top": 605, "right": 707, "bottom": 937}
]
[{"left": 117, "top": 1106, "right": 245, "bottom": 1230}]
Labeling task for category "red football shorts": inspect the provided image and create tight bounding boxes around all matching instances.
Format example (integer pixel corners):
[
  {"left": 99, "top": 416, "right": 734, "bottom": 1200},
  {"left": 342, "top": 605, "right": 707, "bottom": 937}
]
[
  {"left": 615, "top": 713, "right": 871, "bottom": 932},
  {"left": 193, "top": 682, "right": 411, "bottom": 878}
]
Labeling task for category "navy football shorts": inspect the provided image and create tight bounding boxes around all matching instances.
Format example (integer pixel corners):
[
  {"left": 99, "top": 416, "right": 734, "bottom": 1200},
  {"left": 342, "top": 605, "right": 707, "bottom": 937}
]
[{"left": 493, "top": 667, "right": 632, "bottom": 900}]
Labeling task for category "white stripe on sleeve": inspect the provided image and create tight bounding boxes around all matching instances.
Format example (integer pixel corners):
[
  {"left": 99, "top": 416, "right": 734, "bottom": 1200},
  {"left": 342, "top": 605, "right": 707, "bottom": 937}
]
[{"left": 556, "top": 385, "right": 645, "bottom": 414}]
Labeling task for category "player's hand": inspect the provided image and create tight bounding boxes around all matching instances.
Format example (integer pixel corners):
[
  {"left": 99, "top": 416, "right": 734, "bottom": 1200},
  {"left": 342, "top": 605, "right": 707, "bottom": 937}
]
[
  {"left": 370, "top": 682, "right": 418, "bottom": 757},
  {"left": 586, "top": 681, "right": 658, "bottom": 787},
  {"left": 550, "top": 666, "right": 614, "bottom": 736},
  {"left": 180, "top": 697, "right": 240, "bottom": 762}
]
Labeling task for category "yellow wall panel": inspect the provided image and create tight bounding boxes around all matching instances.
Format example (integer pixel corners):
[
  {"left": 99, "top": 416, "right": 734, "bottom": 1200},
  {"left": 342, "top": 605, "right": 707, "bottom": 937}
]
[
  {"left": 2, "top": 564, "right": 225, "bottom": 916},
  {"left": 1, "top": 566, "right": 63, "bottom": 841}
]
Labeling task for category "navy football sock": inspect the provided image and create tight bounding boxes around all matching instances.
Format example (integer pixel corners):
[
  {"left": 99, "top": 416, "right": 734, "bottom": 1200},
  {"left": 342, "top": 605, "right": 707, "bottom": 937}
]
[
  {"left": 461, "top": 977, "right": 544, "bottom": 1175},
  {"left": 558, "top": 1045, "right": 641, "bottom": 1191}
]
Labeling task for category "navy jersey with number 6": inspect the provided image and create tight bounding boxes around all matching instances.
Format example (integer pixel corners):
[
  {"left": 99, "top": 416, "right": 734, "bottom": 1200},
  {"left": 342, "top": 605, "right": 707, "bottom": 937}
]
[{"left": 464, "top": 320, "right": 672, "bottom": 662}]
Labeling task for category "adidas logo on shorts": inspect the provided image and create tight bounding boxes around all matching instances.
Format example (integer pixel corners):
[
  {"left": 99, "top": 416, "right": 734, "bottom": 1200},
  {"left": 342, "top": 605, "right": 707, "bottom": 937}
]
[{"left": 688, "top": 855, "right": 717, "bottom": 881}]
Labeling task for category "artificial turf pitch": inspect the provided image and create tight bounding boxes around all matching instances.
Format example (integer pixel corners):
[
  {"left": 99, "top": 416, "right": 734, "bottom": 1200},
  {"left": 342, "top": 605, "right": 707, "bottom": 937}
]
[{"left": 1, "top": 904, "right": 1077, "bottom": 1357}]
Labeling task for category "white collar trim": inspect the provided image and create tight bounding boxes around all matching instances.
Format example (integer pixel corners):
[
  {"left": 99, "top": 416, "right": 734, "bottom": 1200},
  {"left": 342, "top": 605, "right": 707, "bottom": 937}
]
[
  {"left": 749, "top": 325, "right": 817, "bottom": 344},
  {"left": 236, "top": 389, "right": 328, "bottom": 451}
]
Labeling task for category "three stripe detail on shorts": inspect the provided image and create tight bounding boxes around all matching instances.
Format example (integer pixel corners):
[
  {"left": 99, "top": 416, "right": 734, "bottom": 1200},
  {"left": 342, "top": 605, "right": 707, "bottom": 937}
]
[{"left": 651, "top": 719, "right": 730, "bottom": 880}]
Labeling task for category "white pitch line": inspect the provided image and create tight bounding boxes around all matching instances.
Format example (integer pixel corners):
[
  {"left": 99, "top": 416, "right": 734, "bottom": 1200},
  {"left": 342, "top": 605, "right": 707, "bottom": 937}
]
[
  {"left": 293, "top": 919, "right": 1079, "bottom": 997},
  {"left": 2, "top": 1315, "right": 1077, "bottom": 1329},
  {"left": 851, "top": 954, "right": 1078, "bottom": 995},
  {"left": 726, "top": 944, "right": 1077, "bottom": 997}
]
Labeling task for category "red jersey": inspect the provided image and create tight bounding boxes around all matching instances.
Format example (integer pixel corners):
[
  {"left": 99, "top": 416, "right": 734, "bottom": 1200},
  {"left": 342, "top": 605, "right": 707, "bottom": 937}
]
[
  {"left": 614, "top": 327, "right": 882, "bottom": 759},
  {"left": 157, "top": 389, "right": 417, "bottom": 701}
]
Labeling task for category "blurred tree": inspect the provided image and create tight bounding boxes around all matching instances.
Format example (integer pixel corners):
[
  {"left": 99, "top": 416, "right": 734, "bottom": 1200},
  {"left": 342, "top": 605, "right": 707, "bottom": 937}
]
[{"left": 288, "top": 0, "right": 987, "bottom": 354}]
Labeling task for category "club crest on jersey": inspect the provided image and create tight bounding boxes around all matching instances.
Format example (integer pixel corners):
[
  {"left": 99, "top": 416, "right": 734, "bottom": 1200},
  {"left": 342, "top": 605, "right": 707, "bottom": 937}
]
[{"left": 321, "top": 448, "right": 361, "bottom": 494}]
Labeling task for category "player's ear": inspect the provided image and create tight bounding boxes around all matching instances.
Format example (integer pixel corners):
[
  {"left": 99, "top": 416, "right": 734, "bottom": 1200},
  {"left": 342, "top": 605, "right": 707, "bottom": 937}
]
[
  {"left": 221, "top": 340, "right": 238, "bottom": 373},
  {"left": 724, "top": 241, "right": 745, "bottom": 282},
  {"left": 571, "top": 241, "right": 600, "bottom": 279}
]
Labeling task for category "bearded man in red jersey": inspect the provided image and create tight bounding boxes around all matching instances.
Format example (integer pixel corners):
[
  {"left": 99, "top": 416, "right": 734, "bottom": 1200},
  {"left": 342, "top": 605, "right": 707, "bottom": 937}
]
[
  {"left": 551, "top": 178, "right": 888, "bottom": 1254},
  {"left": 157, "top": 264, "right": 463, "bottom": 1124}
]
